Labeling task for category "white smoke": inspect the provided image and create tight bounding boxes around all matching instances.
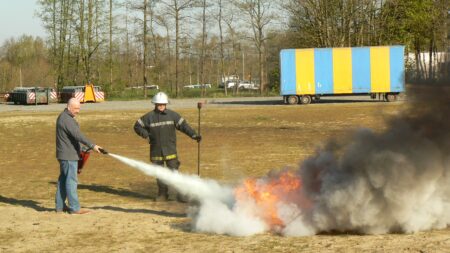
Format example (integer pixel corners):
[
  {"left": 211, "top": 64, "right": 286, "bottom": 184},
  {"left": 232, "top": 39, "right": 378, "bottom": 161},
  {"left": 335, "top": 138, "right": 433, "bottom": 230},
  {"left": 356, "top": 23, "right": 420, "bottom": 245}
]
[
  {"left": 109, "top": 154, "right": 234, "bottom": 204},
  {"left": 188, "top": 199, "right": 268, "bottom": 236},
  {"left": 109, "top": 154, "right": 267, "bottom": 236}
]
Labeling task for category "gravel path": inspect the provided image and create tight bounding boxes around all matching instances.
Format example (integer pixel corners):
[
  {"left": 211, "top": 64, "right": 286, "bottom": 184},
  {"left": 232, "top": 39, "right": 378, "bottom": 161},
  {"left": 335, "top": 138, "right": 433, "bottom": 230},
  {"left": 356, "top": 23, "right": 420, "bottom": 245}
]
[
  {"left": 0, "top": 97, "right": 282, "bottom": 112},
  {"left": 0, "top": 95, "right": 393, "bottom": 112}
]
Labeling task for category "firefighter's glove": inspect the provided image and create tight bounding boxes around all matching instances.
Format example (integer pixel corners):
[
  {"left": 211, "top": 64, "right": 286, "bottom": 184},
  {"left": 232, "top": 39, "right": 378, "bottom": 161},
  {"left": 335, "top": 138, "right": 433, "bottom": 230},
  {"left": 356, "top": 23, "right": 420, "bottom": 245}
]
[{"left": 193, "top": 135, "right": 202, "bottom": 143}]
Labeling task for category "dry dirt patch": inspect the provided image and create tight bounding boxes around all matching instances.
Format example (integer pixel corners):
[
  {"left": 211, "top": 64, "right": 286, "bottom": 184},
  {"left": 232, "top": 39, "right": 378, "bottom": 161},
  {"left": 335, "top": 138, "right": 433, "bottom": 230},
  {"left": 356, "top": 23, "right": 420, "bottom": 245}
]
[{"left": 1, "top": 102, "right": 449, "bottom": 252}]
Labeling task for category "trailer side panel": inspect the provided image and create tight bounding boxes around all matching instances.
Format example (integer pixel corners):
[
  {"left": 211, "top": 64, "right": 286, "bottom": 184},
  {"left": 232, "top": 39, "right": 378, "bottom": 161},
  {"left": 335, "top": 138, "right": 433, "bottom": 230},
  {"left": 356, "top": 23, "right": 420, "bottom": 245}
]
[
  {"left": 390, "top": 46, "right": 405, "bottom": 92},
  {"left": 295, "top": 49, "right": 315, "bottom": 95},
  {"left": 314, "top": 48, "right": 333, "bottom": 94},
  {"left": 352, "top": 47, "right": 371, "bottom": 93},
  {"left": 280, "top": 49, "right": 296, "bottom": 95},
  {"left": 280, "top": 45, "right": 405, "bottom": 102}
]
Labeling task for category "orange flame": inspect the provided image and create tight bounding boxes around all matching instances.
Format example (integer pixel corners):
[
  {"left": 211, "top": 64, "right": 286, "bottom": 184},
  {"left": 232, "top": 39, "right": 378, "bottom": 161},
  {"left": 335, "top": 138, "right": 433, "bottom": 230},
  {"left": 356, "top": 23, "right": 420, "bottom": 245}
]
[{"left": 234, "top": 171, "right": 306, "bottom": 229}]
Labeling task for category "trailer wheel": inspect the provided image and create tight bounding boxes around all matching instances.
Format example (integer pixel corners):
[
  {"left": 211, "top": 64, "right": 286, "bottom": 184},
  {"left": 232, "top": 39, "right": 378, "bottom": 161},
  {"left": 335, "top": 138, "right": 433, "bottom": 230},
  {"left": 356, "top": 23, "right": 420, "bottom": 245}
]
[
  {"left": 300, "top": 95, "right": 312, "bottom": 105},
  {"left": 385, "top": 94, "right": 397, "bottom": 102},
  {"left": 287, "top": 95, "right": 299, "bottom": 105}
]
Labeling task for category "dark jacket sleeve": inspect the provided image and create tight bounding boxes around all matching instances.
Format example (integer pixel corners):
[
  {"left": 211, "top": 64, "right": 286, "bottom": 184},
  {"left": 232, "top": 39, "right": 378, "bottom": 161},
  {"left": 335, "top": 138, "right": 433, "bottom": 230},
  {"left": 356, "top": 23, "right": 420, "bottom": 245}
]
[
  {"left": 173, "top": 111, "right": 197, "bottom": 138},
  {"left": 134, "top": 116, "right": 149, "bottom": 139},
  {"left": 66, "top": 119, "right": 95, "bottom": 149}
]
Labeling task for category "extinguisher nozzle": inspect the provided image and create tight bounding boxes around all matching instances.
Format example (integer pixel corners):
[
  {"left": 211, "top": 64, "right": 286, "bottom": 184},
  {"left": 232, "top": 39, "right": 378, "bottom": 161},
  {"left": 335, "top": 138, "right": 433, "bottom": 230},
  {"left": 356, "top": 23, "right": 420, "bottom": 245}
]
[{"left": 99, "top": 148, "right": 108, "bottom": 154}]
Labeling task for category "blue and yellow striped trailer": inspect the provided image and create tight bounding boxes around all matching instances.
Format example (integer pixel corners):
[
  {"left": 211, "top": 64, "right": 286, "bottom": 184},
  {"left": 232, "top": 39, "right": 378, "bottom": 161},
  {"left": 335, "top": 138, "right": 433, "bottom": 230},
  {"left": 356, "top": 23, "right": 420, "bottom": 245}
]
[{"left": 280, "top": 46, "right": 405, "bottom": 104}]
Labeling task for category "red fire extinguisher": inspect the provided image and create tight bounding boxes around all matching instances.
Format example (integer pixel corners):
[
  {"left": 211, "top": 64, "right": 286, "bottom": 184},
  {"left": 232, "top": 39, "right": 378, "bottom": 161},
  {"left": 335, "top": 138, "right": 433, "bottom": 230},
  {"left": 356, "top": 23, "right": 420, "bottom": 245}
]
[{"left": 78, "top": 147, "right": 91, "bottom": 174}]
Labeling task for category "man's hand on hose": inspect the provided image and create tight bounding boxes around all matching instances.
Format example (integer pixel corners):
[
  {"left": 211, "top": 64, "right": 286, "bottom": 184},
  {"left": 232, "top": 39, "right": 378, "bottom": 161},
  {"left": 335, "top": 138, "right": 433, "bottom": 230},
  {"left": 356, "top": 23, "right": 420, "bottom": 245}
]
[
  {"left": 193, "top": 135, "right": 202, "bottom": 143},
  {"left": 93, "top": 145, "right": 102, "bottom": 153}
]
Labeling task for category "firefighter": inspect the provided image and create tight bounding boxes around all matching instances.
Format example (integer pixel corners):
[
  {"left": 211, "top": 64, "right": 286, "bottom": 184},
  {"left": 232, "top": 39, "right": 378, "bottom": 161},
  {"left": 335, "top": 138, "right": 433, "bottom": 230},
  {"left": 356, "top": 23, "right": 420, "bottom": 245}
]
[{"left": 134, "top": 92, "right": 201, "bottom": 201}]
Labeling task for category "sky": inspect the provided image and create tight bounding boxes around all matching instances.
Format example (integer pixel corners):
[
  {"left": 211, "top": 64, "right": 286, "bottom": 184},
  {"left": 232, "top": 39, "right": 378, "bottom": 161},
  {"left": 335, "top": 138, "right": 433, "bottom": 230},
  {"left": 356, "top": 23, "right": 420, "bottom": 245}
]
[{"left": 0, "top": 0, "right": 46, "bottom": 44}]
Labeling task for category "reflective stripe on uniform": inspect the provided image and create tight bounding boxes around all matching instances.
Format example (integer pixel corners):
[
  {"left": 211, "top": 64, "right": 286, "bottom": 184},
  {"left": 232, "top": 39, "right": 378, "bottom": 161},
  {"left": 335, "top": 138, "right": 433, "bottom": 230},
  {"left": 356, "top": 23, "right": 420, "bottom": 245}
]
[
  {"left": 137, "top": 119, "right": 145, "bottom": 127},
  {"left": 176, "top": 118, "right": 184, "bottom": 127},
  {"left": 150, "top": 121, "right": 174, "bottom": 128},
  {"left": 151, "top": 154, "right": 177, "bottom": 161}
]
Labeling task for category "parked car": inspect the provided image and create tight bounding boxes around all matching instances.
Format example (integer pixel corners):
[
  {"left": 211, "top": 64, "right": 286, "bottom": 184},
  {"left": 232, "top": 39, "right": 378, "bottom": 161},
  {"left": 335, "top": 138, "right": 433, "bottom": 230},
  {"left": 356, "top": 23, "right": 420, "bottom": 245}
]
[
  {"left": 183, "top": 84, "right": 212, "bottom": 89},
  {"left": 146, "top": 85, "right": 159, "bottom": 90},
  {"left": 238, "top": 80, "right": 258, "bottom": 90},
  {"left": 127, "top": 85, "right": 159, "bottom": 90},
  {"left": 219, "top": 80, "right": 238, "bottom": 89},
  {"left": 219, "top": 80, "right": 258, "bottom": 89}
]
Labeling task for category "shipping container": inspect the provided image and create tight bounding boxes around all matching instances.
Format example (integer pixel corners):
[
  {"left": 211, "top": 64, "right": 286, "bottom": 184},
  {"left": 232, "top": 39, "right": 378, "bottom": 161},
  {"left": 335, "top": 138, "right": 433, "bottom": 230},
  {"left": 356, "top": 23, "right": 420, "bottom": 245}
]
[
  {"left": 280, "top": 45, "right": 405, "bottom": 104},
  {"left": 9, "top": 87, "right": 57, "bottom": 105},
  {"left": 59, "top": 86, "right": 84, "bottom": 103},
  {"left": 59, "top": 84, "right": 105, "bottom": 103}
]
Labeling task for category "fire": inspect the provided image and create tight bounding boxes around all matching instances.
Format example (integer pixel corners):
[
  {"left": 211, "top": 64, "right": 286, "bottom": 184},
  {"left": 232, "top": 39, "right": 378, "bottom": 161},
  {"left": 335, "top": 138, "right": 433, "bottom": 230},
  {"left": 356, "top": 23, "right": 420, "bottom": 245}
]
[{"left": 234, "top": 171, "right": 306, "bottom": 229}]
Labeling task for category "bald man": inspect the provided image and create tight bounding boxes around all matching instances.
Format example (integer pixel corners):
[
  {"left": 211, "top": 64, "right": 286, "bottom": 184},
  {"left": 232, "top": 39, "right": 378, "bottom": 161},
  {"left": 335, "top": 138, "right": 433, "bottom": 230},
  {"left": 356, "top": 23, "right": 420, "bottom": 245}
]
[{"left": 55, "top": 98, "right": 102, "bottom": 214}]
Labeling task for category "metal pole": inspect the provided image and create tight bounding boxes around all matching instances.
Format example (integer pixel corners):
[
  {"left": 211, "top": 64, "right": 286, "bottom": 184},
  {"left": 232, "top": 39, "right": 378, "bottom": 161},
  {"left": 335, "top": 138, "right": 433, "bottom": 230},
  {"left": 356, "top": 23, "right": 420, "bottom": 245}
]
[
  {"left": 197, "top": 102, "right": 202, "bottom": 176},
  {"left": 242, "top": 52, "right": 245, "bottom": 81}
]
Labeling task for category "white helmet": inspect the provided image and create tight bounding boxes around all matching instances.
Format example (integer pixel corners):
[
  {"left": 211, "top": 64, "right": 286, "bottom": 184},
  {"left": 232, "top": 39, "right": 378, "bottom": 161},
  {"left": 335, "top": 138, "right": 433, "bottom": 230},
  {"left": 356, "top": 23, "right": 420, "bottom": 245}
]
[{"left": 152, "top": 92, "right": 169, "bottom": 104}]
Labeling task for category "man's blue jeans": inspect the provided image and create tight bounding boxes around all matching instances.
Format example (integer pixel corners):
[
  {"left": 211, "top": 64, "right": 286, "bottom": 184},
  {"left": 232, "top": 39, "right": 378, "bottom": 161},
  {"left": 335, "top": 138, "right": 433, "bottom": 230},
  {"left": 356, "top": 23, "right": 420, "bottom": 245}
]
[{"left": 55, "top": 160, "right": 80, "bottom": 212}]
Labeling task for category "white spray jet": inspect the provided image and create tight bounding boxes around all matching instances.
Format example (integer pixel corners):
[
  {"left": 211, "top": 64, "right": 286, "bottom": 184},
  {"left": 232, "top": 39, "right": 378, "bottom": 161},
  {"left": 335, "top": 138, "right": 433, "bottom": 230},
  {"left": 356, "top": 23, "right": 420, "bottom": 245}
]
[{"left": 108, "top": 153, "right": 235, "bottom": 205}]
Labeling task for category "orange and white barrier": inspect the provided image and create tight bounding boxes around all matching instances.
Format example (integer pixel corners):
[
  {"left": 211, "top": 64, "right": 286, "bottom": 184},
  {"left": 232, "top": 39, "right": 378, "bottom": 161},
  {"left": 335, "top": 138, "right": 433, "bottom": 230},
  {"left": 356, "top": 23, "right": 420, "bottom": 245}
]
[
  {"left": 28, "top": 92, "right": 36, "bottom": 101},
  {"left": 95, "top": 91, "right": 104, "bottom": 101},
  {"left": 74, "top": 92, "right": 84, "bottom": 102},
  {"left": 50, "top": 91, "right": 57, "bottom": 100}
]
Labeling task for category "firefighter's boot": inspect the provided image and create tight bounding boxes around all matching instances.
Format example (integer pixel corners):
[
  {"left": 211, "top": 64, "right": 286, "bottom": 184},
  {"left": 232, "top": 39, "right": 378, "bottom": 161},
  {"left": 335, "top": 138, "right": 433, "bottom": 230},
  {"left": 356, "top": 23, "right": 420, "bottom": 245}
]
[{"left": 155, "top": 179, "right": 169, "bottom": 202}]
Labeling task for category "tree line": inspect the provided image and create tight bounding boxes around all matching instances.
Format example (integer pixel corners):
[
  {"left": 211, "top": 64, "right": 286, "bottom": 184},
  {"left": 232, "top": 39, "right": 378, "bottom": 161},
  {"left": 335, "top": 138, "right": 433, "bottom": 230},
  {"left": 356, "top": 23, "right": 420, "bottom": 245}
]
[{"left": 0, "top": 0, "right": 448, "bottom": 96}]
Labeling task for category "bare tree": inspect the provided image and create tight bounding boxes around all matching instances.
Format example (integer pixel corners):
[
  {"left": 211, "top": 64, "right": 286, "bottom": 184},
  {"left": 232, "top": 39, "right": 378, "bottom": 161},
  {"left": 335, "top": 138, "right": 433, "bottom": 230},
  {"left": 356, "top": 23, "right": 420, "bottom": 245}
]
[
  {"left": 196, "top": 0, "right": 213, "bottom": 97},
  {"left": 109, "top": 0, "right": 113, "bottom": 91},
  {"left": 143, "top": 0, "right": 149, "bottom": 98},
  {"left": 235, "top": 0, "right": 275, "bottom": 94},
  {"left": 4, "top": 36, "right": 48, "bottom": 87},
  {"left": 124, "top": 0, "right": 133, "bottom": 87},
  {"left": 222, "top": 5, "right": 240, "bottom": 95},
  {"left": 38, "top": 0, "right": 73, "bottom": 88},
  {"left": 160, "top": 0, "right": 197, "bottom": 97},
  {"left": 216, "top": 0, "right": 226, "bottom": 95},
  {"left": 148, "top": 3, "right": 160, "bottom": 80},
  {"left": 155, "top": 14, "right": 173, "bottom": 92},
  {"left": 76, "top": 0, "right": 104, "bottom": 83}
]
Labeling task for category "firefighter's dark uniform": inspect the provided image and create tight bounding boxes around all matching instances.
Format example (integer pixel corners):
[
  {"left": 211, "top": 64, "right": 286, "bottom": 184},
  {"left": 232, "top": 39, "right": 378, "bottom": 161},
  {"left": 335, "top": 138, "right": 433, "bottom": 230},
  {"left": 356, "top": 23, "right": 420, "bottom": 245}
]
[{"left": 134, "top": 108, "right": 199, "bottom": 199}]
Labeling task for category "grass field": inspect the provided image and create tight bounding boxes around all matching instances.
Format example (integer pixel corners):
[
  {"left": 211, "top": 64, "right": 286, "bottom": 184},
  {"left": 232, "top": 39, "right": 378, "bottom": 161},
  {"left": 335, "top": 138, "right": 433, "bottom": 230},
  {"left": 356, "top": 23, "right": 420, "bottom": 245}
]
[{"left": 1, "top": 100, "right": 449, "bottom": 252}]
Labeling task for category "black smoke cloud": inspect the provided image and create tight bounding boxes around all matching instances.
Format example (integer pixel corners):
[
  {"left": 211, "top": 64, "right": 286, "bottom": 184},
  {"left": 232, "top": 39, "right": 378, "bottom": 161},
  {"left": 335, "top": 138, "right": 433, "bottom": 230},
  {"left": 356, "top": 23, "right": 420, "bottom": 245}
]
[{"left": 293, "top": 84, "right": 450, "bottom": 235}]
